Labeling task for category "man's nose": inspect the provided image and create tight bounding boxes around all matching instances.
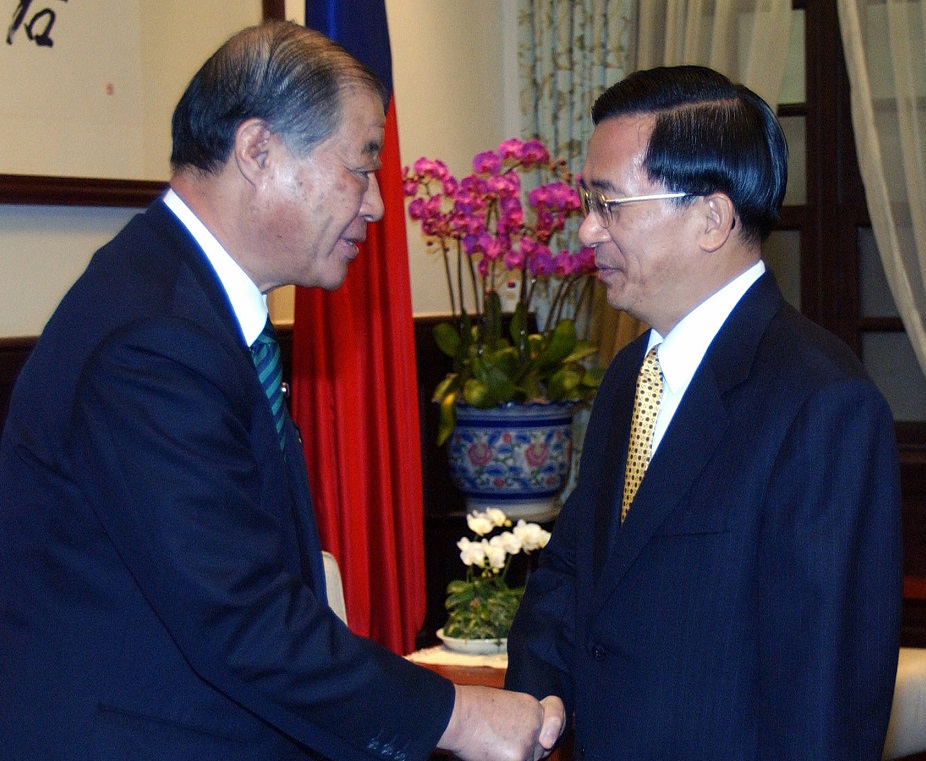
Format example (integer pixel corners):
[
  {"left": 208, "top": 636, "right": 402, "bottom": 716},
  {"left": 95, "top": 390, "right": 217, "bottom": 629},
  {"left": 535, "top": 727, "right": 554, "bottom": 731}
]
[
  {"left": 578, "top": 211, "right": 607, "bottom": 248},
  {"left": 362, "top": 173, "right": 385, "bottom": 222}
]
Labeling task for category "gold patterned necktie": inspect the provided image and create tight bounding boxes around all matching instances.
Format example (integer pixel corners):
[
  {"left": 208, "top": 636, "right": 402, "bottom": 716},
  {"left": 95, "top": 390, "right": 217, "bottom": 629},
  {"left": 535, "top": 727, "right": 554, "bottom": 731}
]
[{"left": 621, "top": 346, "right": 664, "bottom": 523}]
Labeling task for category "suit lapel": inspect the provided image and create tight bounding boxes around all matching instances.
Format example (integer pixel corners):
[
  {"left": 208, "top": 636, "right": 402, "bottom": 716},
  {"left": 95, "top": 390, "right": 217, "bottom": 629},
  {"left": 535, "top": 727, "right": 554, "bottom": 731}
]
[
  {"left": 590, "top": 337, "right": 645, "bottom": 580},
  {"left": 590, "top": 273, "right": 784, "bottom": 610},
  {"left": 591, "top": 364, "right": 730, "bottom": 607},
  {"left": 148, "top": 200, "right": 329, "bottom": 601},
  {"left": 283, "top": 414, "right": 329, "bottom": 603}
]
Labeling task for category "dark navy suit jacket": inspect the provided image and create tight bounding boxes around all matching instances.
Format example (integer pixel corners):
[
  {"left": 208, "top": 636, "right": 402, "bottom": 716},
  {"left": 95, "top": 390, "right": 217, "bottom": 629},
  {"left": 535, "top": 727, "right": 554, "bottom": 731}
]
[
  {"left": 506, "top": 273, "right": 902, "bottom": 760},
  {"left": 0, "top": 200, "right": 453, "bottom": 760}
]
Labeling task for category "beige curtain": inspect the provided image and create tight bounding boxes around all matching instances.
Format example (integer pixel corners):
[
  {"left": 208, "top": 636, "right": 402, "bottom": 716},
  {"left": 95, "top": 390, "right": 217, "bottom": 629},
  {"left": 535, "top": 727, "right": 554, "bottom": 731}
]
[
  {"left": 588, "top": 0, "right": 795, "bottom": 361},
  {"left": 837, "top": 0, "right": 926, "bottom": 380}
]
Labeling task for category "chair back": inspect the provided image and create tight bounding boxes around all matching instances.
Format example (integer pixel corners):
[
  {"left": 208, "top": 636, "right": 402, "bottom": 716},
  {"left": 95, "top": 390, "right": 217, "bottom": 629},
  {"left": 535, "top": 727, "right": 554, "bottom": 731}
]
[{"left": 322, "top": 551, "right": 348, "bottom": 625}]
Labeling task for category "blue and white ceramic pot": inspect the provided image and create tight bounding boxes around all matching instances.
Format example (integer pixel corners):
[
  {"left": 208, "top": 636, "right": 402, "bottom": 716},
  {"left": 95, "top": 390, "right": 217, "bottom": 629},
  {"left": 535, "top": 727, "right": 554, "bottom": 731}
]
[{"left": 447, "top": 402, "right": 575, "bottom": 522}]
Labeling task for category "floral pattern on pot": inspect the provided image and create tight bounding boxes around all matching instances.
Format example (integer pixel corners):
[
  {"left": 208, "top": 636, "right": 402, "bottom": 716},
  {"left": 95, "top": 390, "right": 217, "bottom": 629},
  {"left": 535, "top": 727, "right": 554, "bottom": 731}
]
[{"left": 448, "top": 402, "right": 574, "bottom": 517}]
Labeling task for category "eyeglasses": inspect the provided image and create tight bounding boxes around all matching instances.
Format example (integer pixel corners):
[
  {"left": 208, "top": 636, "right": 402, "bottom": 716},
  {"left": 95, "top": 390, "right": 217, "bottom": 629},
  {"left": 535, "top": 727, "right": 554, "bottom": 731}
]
[{"left": 577, "top": 184, "right": 690, "bottom": 227}]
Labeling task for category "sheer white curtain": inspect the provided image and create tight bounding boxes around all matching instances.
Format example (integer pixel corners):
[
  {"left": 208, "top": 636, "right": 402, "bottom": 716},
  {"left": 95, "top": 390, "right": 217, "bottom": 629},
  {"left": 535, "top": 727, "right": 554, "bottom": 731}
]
[
  {"left": 517, "top": 0, "right": 637, "bottom": 363},
  {"left": 838, "top": 0, "right": 926, "bottom": 379},
  {"left": 635, "top": 0, "right": 793, "bottom": 110},
  {"left": 517, "top": 0, "right": 635, "bottom": 176}
]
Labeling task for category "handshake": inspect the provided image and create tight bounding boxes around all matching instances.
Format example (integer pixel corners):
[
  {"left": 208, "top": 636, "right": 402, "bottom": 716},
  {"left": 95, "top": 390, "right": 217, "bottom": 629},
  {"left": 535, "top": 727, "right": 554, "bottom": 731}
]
[{"left": 437, "top": 684, "right": 566, "bottom": 761}]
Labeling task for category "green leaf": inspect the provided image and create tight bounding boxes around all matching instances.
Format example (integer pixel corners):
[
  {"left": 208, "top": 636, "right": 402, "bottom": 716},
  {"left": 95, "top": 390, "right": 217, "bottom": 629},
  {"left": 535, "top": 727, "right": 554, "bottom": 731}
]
[
  {"left": 484, "top": 291, "right": 503, "bottom": 349},
  {"left": 509, "top": 302, "right": 529, "bottom": 358},
  {"left": 436, "top": 391, "right": 458, "bottom": 446},
  {"left": 526, "top": 333, "right": 544, "bottom": 361},
  {"left": 483, "top": 346, "right": 520, "bottom": 380},
  {"left": 443, "top": 579, "right": 526, "bottom": 639},
  {"left": 462, "top": 378, "right": 493, "bottom": 407},
  {"left": 446, "top": 579, "right": 471, "bottom": 595},
  {"left": 562, "top": 339, "right": 598, "bottom": 364},
  {"left": 537, "top": 319, "right": 578, "bottom": 366},
  {"left": 582, "top": 366, "right": 605, "bottom": 388},
  {"left": 547, "top": 365, "right": 583, "bottom": 398},
  {"left": 476, "top": 348, "right": 519, "bottom": 403},
  {"left": 433, "top": 322, "right": 462, "bottom": 358},
  {"left": 431, "top": 373, "right": 459, "bottom": 404}
]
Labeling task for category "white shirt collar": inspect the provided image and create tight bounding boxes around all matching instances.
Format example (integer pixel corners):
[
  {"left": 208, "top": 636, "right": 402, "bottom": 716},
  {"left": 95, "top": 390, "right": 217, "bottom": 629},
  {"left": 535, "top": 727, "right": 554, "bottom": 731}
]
[
  {"left": 647, "top": 260, "right": 766, "bottom": 394},
  {"left": 163, "top": 188, "right": 268, "bottom": 347}
]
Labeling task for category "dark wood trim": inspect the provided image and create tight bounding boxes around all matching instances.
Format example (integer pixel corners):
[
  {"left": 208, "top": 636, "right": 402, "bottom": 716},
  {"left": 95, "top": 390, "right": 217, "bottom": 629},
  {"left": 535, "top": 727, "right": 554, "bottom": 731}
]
[
  {"left": 262, "top": 0, "right": 286, "bottom": 20},
  {"left": 906, "top": 577, "right": 926, "bottom": 599},
  {"left": 860, "top": 316, "right": 907, "bottom": 333},
  {"left": 897, "top": 422, "right": 926, "bottom": 453},
  {"left": 0, "top": 175, "right": 166, "bottom": 208},
  {"left": 0, "top": 336, "right": 37, "bottom": 431},
  {"left": 778, "top": 205, "right": 806, "bottom": 230},
  {"left": 0, "top": 335, "right": 39, "bottom": 352},
  {"left": 777, "top": 103, "right": 808, "bottom": 118}
]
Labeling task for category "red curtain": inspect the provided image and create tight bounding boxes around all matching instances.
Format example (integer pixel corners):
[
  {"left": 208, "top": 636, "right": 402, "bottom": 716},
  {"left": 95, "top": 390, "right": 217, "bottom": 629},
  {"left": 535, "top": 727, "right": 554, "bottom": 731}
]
[{"left": 290, "top": 97, "right": 426, "bottom": 655}]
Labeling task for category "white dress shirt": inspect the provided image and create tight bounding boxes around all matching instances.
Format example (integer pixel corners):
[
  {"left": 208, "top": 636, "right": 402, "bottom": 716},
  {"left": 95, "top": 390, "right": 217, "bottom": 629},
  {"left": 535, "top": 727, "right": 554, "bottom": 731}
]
[
  {"left": 163, "top": 189, "right": 268, "bottom": 346},
  {"left": 647, "top": 260, "right": 766, "bottom": 455}
]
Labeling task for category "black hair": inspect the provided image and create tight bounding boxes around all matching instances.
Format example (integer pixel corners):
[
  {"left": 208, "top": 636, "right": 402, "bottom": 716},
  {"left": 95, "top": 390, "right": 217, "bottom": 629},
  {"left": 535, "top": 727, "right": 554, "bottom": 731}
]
[{"left": 592, "top": 65, "right": 787, "bottom": 243}]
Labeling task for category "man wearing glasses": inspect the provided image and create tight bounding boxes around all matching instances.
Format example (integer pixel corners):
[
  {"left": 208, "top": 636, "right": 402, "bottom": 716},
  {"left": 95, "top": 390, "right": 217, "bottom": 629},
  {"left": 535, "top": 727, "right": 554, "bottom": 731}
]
[{"left": 506, "top": 65, "right": 901, "bottom": 759}]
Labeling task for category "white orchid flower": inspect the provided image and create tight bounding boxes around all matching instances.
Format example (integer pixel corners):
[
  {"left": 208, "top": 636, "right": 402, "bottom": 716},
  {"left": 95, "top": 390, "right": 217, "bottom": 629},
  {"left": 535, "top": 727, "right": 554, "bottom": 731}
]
[
  {"left": 513, "top": 519, "right": 551, "bottom": 552},
  {"left": 490, "top": 531, "right": 521, "bottom": 556},
  {"left": 485, "top": 507, "right": 510, "bottom": 528},
  {"left": 457, "top": 537, "right": 486, "bottom": 567},
  {"left": 466, "top": 511, "right": 494, "bottom": 537},
  {"left": 482, "top": 538, "right": 507, "bottom": 570}
]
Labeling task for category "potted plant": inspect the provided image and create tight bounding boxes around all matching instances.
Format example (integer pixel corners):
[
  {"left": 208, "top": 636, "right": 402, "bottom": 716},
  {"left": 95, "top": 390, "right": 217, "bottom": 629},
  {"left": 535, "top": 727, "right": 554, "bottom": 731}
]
[
  {"left": 438, "top": 507, "right": 550, "bottom": 652},
  {"left": 404, "top": 139, "right": 603, "bottom": 517}
]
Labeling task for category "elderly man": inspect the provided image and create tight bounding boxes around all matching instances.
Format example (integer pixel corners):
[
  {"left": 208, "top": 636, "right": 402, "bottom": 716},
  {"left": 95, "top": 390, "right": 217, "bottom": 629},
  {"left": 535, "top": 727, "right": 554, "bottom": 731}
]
[
  {"left": 506, "top": 65, "right": 901, "bottom": 760},
  {"left": 0, "top": 22, "right": 562, "bottom": 761}
]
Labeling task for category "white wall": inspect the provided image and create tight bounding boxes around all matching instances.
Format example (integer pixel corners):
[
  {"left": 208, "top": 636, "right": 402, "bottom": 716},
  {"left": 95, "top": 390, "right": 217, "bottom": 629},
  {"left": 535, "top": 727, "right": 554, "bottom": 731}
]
[
  {"left": 387, "top": 0, "right": 520, "bottom": 316},
  {"left": 0, "top": 1, "right": 513, "bottom": 337},
  {"left": 0, "top": 206, "right": 138, "bottom": 336}
]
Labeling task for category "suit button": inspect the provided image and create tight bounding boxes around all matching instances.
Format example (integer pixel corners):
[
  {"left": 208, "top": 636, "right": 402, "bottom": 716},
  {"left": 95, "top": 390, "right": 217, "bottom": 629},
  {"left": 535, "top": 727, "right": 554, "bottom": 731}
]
[{"left": 591, "top": 643, "right": 606, "bottom": 661}]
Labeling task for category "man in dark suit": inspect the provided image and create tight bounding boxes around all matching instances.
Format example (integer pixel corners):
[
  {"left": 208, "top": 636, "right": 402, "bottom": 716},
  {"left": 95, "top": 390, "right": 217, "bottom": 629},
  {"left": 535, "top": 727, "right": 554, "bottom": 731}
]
[
  {"left": 0, "top": 22, "right": 563, "bottom": 761},
  {"left": 505, "top": 65, "right": 902, "bottom": 760}
]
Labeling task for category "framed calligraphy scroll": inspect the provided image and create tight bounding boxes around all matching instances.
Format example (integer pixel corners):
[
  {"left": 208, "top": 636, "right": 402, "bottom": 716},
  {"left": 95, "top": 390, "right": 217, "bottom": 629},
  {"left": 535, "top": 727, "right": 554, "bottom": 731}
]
[{"left": 0, "top": 0, "right": 284, "bottom": 206}]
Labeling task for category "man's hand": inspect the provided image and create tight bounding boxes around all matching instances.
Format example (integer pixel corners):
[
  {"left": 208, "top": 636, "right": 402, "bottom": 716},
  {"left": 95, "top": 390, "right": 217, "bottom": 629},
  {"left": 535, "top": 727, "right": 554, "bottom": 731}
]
[
  {"left": 537, "top": 695, "right": 566, "bottom": 755},
  {"left": 437, "top": 684, "right": 549, "bottom": 761}
]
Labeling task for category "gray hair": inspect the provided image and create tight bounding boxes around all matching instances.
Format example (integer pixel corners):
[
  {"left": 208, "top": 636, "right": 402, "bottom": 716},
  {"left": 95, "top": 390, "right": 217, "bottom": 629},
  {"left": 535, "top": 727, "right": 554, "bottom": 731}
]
[{"left": 170, "top": 21, "right": 386, "bottom": 173}]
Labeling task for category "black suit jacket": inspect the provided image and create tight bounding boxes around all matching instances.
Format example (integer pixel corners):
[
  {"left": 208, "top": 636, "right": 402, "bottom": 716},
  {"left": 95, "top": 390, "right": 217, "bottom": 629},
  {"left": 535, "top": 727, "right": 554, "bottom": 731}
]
[
  {"left": 0, "top": 200, "right": 453, "bottom": 760},
  {"left": 506, "top": 273, "right": 902, "bottom": 760}
]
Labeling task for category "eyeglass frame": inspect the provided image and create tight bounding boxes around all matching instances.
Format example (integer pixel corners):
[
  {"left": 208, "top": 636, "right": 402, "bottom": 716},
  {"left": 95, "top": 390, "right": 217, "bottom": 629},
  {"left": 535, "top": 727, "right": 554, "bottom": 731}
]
[{"left": 577, "top": 183, "right": 690, "bottom": 227}]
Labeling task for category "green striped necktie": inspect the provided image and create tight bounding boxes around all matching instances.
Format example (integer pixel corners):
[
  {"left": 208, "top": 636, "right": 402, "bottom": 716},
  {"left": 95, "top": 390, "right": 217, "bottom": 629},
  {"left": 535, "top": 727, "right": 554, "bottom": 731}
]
[{"left": 250, "top": 317, "right": 285, "bottom": 450}]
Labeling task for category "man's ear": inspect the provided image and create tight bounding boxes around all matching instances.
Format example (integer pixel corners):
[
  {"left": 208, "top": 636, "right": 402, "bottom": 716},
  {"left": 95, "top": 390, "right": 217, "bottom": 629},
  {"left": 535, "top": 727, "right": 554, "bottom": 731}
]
[
  {"left": 700, "top": 192, "right": 736, "bottom": 253},
  {"left": 234, "top": 118, "right": 274, "bottom": 187}
]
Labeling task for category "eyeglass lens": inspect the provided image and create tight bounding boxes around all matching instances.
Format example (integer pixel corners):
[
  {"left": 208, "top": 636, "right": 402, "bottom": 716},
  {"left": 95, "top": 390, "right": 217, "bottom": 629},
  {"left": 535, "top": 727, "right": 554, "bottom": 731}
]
[{"left": 579, "top": 187, "right": 612, "bottom": 226}]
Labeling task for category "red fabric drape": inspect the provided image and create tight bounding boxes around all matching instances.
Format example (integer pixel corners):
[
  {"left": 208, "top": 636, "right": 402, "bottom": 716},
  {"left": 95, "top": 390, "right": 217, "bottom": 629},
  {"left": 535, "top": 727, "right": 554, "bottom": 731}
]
[{"left": 290, "top": 99, "right": 425, "bottom": 655}]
